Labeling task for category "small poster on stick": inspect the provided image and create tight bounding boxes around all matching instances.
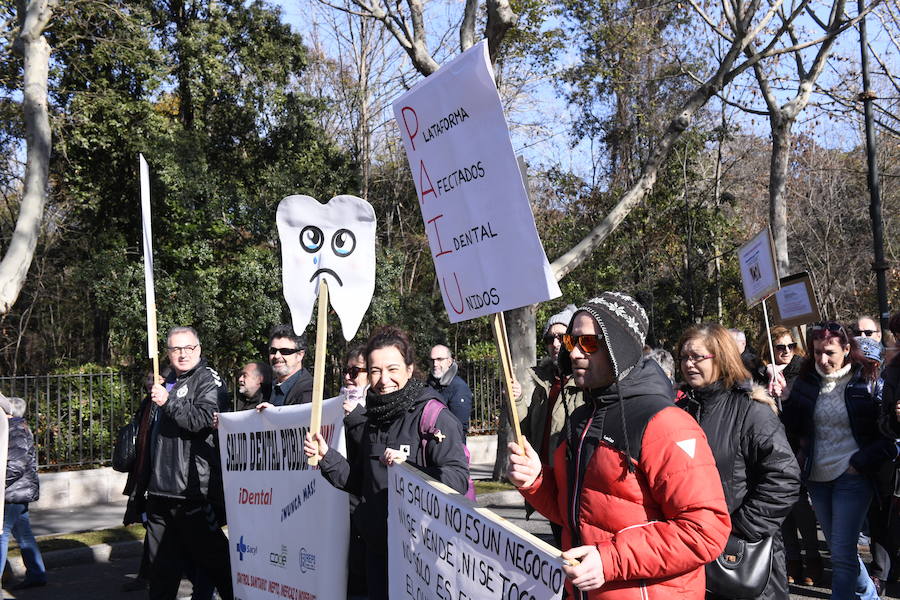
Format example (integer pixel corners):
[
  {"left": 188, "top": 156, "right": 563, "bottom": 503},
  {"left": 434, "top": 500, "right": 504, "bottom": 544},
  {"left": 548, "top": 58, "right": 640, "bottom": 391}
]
[
  {"left": 771, "top": 272, "right": 821, "bottom": 328},
  {"left": 392, "top": 41, "right": 560, "bottom": 323},
  {"left": 737, "top": 228, "right": 780, "bottom": 308}
]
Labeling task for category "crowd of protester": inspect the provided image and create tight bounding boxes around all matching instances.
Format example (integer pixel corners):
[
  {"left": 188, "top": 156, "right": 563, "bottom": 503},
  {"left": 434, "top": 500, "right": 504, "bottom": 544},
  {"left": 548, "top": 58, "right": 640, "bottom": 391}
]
[{"left": 6, "top": 302, "right": 896, "bottom": 600}]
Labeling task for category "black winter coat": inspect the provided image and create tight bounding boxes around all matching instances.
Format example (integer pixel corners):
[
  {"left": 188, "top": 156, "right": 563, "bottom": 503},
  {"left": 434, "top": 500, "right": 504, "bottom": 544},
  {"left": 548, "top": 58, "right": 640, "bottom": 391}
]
[
  {"left": 428, "top": 363, "right": 474, "bottom": 433},
  {"left": 318, "top": 384, "right": 469, "bottom": 600},
  {"left": 879, "top": 356, "right": 900, "bottom": 438},
  {"left": 148, "top": 358, "right": 230, "bottom": 502},
  {"left": 678, "top": 381, "right": 800, "bottom": 600},
  {"left": 783, "top": 365, "right": 894, "bottom": 480},
  {"left": 272, "top": 369, "right": 312, "bottom": 406},
  {"left": 6, "top": 417, "right": 39, "bottom": 504}
]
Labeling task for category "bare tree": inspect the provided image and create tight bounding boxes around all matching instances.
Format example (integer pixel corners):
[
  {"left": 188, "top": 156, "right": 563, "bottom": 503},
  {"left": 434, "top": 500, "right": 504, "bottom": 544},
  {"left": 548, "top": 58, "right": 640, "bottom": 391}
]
[{"left": 0, "top": 0, "right": 54, "bottom": 314}]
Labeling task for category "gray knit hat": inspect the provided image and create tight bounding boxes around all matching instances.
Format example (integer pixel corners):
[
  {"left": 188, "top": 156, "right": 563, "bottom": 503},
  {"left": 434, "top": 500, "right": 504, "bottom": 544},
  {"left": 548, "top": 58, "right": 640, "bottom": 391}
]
[
  {"left": 563, "top": 292, "right": 649, "bottom": 379},
  {"left": 543, "top": 304, "right": 577, "bottom": 336}
]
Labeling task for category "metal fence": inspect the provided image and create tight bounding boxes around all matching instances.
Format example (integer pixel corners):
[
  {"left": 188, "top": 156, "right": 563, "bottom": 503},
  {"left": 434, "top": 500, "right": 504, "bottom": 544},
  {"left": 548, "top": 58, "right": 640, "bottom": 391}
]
[
  {"left": 0, "top": 360, "right": 505, "bottom": 471},
  {"left": 456, "top": 359, "right": 503, "bottom": 435},
  {"left": 0, "top": 372, "right": 141, "bottom": 471}
]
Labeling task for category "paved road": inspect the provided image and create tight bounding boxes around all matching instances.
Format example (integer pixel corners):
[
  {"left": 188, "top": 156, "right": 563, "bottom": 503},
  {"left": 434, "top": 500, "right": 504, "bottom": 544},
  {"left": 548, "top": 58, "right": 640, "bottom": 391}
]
[{"left": 6, "top": 491, "right": 900, "bottom": 599}]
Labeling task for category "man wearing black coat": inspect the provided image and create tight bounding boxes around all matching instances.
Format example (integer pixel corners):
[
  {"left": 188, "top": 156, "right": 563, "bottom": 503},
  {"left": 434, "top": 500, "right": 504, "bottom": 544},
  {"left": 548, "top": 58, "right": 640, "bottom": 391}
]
[
  {"left": 427, "top": 344, "right": 474, "bottom": 434},
  {"left": 267, "top": 324, "right": 313, "bottom": 406},
  {"left": 146, "top": 326, "right": 232, "bottom": 600}
]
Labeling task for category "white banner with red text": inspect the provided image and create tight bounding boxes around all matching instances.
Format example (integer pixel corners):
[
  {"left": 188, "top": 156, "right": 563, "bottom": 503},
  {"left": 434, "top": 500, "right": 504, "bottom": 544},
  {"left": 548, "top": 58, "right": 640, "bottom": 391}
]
[
  {"left": 219, "top": 397, "right": 348, "bottom": 600},
  {"left": 388, "top": 462, "right": 564, "bottom": 600}
]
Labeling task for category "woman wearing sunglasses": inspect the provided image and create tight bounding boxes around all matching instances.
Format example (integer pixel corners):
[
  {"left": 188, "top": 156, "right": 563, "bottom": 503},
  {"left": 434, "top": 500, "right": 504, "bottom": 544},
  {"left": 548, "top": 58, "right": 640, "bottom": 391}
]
[
  {"left": 783, "top": 321, "right": 893, "bottom": 600},
  {"left": 304, "top": 326, "right": 470, "bottom": 600},
  {"left": 677, "top": 323, "right": 800, "bottom": 600},
  {"left": 755, "top": 326, "right": 822, "bottom": 586},
  {"left": 508, "top": 293, "right": 731, "bottom": 599}
]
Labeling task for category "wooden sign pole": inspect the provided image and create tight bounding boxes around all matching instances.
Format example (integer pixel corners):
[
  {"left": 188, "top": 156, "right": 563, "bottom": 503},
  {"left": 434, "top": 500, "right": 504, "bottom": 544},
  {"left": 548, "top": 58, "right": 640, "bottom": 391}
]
[
  {"left": 307, "top": 280, "right": 329, "bottom": 466},
  {"left": 491, "top": 312, "right": 524, "bottom": 450}
]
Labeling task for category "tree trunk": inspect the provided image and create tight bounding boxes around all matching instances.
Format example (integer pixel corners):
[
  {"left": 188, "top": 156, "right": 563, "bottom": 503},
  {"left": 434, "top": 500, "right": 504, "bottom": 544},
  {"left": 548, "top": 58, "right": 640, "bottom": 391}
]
[
  {"left": 0, "top": 0, "right": 53, "bottom": 315},
  {"left": 769, "top": 115, "right": 793, "bottom": 276}
]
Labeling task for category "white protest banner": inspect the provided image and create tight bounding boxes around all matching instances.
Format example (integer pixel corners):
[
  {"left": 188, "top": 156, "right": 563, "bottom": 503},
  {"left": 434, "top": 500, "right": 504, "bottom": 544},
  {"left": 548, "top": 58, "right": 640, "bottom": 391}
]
[
  {"left": 388, "top": 462, "right": 564, "bottom": 600},
  {"left": 392, "top": 41, "right": 560, "bottom": 323},
  {"left": 737, "top": 228, "right": 780, "bottom": 308},
  {"left": 219, "top": 397, "right": 349, "bottom": 600}
]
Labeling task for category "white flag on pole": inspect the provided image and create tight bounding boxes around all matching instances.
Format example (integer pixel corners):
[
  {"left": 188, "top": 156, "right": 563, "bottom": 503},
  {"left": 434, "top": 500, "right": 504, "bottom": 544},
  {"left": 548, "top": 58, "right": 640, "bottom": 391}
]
[{"left": 139, "top": 154, "right": 158, "bottom": 359}]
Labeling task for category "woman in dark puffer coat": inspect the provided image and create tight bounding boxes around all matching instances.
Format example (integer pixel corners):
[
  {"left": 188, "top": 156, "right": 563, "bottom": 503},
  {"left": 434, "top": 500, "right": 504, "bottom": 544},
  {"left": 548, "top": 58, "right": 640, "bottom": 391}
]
[
  {"left": 677, "top": 323, "right": 800, "bottom": 600},
  {"left": 0, "top": 396, "right": 46, "bottom": 590}
]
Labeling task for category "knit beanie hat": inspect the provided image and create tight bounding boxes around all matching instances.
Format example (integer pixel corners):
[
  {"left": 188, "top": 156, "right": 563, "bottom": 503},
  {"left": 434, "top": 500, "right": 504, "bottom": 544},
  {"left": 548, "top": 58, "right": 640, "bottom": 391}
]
[
  {"left": 543, "top": 304, "right": 577, "bottom": 336},
  {"left": 560, "top": 292, "right": 649, "bottom": 380}
]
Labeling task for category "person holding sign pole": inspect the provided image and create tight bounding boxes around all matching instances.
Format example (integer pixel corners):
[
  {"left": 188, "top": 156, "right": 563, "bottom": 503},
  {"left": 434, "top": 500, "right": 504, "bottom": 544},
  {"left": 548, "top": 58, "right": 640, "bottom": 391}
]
[
  {"left": 146, "top": 326, "right": 233, "bottom": 600},
  {"left": 304, "top": 326, "right": 470, "bottom": 600},
  {"left": 782, "top": 322, "right": 894, "bottom": 600},
  {"left": 508, "top": 293, "right": 731, "bottom": 599}
]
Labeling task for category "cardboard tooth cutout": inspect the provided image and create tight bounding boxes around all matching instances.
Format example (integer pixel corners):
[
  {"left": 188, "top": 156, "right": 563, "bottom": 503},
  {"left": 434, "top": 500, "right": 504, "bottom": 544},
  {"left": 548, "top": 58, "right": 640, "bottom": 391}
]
[{"left": 277, "top": 195, "right": 376, "bottom": 340}]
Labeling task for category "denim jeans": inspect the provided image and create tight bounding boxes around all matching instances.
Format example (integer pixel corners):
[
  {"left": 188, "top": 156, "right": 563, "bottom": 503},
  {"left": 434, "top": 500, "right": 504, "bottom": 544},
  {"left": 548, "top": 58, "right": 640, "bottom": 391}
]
[
  {"left": 807, "top": 472, "right": 877, "bottom": 600},
  {"left": 1, "top": 503, "right": 47, "bottom": 585}
]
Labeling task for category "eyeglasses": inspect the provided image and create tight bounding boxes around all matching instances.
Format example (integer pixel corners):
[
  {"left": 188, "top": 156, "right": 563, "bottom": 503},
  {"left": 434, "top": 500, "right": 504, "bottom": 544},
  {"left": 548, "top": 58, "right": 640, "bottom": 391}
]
[
  {"left": 775, "top": 343, "right": 797, "bottom": 353},
  {"left": 680, "top": 354, "right": 715, "bottom": 365},
  {"left": 562, "top": 334, "right": 602, "bottom": 354},
  {"left": 543, "top": 333, "right": 565, "bottom": 345},
  {"left": 429, "top": 356, "right": 450, "bottom": 363},
  {"left": 857, "top": 329, "right": 878, "bottom": 337},
  {"left": 269, "top": 347, "right": 302, "bottom": 356},
  {"left": 167, "top": 344, "right": 198, "bottom": 355},
  {"left": 812, "top": 322, "right": 843, "bottom": 333},
  {"left": 343, "top": 366, "right": 365, "bottom": 378},
  {"left": 811, "top": 321, "right": 848, "bottom": 341}
]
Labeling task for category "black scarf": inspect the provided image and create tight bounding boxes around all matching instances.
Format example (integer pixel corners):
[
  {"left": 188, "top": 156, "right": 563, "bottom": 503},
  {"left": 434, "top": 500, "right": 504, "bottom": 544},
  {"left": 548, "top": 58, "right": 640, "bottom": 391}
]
[{"left": 365, "top": 378, "right": 426, "bottom": 427}]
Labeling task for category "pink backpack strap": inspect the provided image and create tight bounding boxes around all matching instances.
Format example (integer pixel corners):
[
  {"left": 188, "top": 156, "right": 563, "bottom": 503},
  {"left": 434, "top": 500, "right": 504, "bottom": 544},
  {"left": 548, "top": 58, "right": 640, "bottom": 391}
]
[{"left": 419, "top": 398, "right": 446, "bottom": 465}]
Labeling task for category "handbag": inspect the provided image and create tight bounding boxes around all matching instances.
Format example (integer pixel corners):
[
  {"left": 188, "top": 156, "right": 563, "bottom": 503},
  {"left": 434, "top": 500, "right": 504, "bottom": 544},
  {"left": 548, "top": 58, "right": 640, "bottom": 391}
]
[
  {"left": 705, "top": 533, "right": 774, "bottom": 599},
  {"left": 112, "top": 419, "right": 139, "bottom": 473}
]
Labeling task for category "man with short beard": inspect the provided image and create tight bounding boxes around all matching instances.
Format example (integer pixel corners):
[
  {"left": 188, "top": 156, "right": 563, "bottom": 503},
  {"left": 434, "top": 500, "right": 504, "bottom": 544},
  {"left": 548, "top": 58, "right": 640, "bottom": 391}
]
[
  {"left": 235, "top": 361, "right": 272, "bottom": 411},
  {"left": 267, "top": 324, "right": 313, "bottom": 405}
]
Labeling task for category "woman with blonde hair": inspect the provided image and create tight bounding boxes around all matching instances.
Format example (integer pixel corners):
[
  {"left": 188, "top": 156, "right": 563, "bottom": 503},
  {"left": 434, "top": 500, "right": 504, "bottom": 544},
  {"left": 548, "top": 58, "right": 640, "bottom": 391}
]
[
  {"left": 677, "top": 323, "right": 800, "bottom": 600},
  {"left": 757, "top": 326, "right": 805, "bottom": 400}
]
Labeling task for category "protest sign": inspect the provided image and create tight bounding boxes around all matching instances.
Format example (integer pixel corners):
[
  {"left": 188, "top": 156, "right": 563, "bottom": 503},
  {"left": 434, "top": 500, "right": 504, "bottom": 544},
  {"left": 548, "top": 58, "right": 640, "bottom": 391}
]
[
  {"left": 771, "top": 272, "right": 821, "bottom": 328},
  {"left": 219, "top": 397, "right": 349, "bottom": 600},
  {"left": 388, "top": 462, "right": 564, "bottom": 600},
  {"left": 737, "top": 228, "right": 780, "bottom": 308},
  {"left": 392, "top": 40, "right": 560, "bottom": 323}
]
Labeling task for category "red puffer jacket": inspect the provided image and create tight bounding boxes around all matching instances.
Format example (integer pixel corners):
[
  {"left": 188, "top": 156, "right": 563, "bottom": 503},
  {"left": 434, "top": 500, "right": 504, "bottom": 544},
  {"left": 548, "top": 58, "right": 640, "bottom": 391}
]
[{"left": 520, "top": 359, "right": 731, "bottom": 599}]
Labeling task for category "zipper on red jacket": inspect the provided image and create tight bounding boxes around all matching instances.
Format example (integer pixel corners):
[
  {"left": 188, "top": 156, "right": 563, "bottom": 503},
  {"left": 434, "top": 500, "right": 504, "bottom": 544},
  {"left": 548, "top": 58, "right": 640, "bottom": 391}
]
[{"left": 570, "top": 414, "right": 594, "bottom": 600}]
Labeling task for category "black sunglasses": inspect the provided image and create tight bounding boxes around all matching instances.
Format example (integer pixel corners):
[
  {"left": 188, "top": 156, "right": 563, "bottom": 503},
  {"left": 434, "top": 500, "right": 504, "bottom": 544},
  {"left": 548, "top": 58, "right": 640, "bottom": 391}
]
[
  {"left": 857, "top": 329, "right": 878, "bottom": 337},
  {"left": 343, "top": 366, "right": 365, "bottom": 378},
  {"left": 775, "top": 343, "right": 797, "bottom": 352},
  {"left": 542, "top": 333, "right": 565, "bottom": 345},
  {"left": 269, "top": 347, "right": 302, "bottom": 356}
]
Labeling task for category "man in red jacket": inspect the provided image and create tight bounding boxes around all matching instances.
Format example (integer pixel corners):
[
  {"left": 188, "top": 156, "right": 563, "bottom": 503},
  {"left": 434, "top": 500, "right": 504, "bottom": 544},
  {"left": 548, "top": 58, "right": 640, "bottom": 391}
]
[{"left": 508, "top": 292, "right": 730, "bottom": 599}]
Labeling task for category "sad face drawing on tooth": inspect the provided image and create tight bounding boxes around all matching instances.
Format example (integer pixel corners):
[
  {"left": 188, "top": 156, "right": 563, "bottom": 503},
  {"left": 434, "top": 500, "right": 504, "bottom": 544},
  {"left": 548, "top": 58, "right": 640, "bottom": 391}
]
[{"left": 277, "top": 195, "right": 376, "bottom": 341}]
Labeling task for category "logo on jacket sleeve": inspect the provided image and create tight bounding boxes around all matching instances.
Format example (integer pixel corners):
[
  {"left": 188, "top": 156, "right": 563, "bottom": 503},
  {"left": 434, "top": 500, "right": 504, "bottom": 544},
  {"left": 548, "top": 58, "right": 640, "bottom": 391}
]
[
  {"left": 676, "top": 438, "right": 696, "bottom": 459},
  {"left": 176, "top": 386, "right": 188, "bottom": 398}
]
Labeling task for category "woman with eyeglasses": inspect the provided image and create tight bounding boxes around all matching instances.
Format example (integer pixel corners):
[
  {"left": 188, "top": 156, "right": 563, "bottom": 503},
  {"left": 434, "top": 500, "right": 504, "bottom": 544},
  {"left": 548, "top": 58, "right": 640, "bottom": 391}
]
[
  {"left": 754, "top": 326, "right": 822, "bottom": 586},
  {"left": 676, "top": 323, "right": 800, "bottom": 600},
  {"left": 303, "top": 326, "right": 470, "bottom": 600},
  {"left": 783, "top": 321, "right": 894, "bottom": 600}
]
